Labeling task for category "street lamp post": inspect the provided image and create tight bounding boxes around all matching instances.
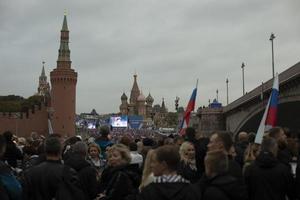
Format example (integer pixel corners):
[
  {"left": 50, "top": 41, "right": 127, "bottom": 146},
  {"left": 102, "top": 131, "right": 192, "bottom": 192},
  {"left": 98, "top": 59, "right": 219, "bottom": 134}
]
[
  {"left": 216, "top": 89, "right": 219, "bottom": 102},
  {"left": 241, "top": 62, "right": 245, "bottom": 95},
  {"left": 270, "top": 33, "right": 276, "bottom": 78},
  {"left": 226, "top": 78, "right": 229, "bottom": 105}
]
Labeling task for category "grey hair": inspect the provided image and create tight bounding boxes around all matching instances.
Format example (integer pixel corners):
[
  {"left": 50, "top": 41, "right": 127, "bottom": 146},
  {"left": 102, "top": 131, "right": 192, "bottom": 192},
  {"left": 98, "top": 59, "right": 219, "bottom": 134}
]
[{"left": 72, "top": 141, "right": 88, "bottom": 156}]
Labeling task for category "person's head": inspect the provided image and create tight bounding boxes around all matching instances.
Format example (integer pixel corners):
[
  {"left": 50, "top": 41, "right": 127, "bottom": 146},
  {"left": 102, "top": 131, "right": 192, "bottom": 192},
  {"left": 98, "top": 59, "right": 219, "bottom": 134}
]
[
  {"left": 163, "top": 138, "right": 174, "bottom": 145},
  {"left": 3, "top": 131, "right": 13, "bottom": 142},
  {"left": 31, "top": 132, "right": 39, "bottom": 141},
  {"left": 205, "top": 150, "right": 228, "bottom": 177},
  {"left": 248, "top": 132, "right": 256, "bottom": 143},
  {"left": 143, "top": 138, "right": 154, "bottom": 147},
  {"left": 107, "top": 144, "right": 131, "bottom": 167},
  {"left": 88, "top": 143, "right": 101, "bottom": 159},
  {"left": 261, "top": 137, "right": 278, "bottom": 156},
  {"left": 72, "top": 141, "right": 88, "bottom": 158},
  {"left": 44, "top": 136, "right": 62, "bottom": 159},
  {"left": 238, "top": 132, "right": 248, "bottom": 142},
  {"left": 207, "top": 132, "right": 233, "bottom": 153},
  {"left": 179, "top": 142, "right": 195, "bottom": 162},
  {"left": 150, "top": 145, "right": 180, "bottom": 176},
  {"left": 185, "top": 127, "right": 196, "bottom": 140},
  {"left": 268, "top": 127, "right": 287, "bottom": 148},
  {"left": 0, "top": 135, "right": 7, "bottom": 158},
  {"left": 136, "top": 141, "right": 143, "bottom": 154},
  {"left": 100, "top": 126, "right": 110, "bottom": 138},
  {"left": 17, "top": 137, "right": 26, "bottom": 146},
  {"left": 129, "top": 142, "right": 138, "bottom": 152},
  {"left": 174, "top": 136, "right": 184, "bottom": 147},
  {"left": 119, "top": 136, "right": 132, "bottom": 147},
  {"left": 65, "top": 136, "right": 81, "bottom": 146}
]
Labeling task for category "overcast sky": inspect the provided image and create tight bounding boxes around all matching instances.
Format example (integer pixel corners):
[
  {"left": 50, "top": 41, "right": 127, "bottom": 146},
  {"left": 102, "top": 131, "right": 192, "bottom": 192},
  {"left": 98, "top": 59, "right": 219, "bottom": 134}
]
[{"left": 1, "top": 0, "right": 300, "bottom": 114}]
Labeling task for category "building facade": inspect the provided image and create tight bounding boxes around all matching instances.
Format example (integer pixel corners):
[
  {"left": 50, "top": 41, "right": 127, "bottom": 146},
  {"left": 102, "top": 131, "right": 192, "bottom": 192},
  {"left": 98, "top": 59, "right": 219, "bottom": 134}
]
[{"left": 119, "top": 74, "right": 154, "bottom": 119}]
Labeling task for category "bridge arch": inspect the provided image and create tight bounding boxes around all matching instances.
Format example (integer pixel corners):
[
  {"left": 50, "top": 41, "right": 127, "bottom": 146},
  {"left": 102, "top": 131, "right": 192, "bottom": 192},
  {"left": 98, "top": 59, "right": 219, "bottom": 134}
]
[{"left": 234, "top": 95, "right": 300, "bottom": 135}]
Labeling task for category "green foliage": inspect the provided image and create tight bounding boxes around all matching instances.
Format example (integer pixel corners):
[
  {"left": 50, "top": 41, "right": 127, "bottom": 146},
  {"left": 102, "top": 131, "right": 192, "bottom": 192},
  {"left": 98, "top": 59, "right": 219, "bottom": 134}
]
[{"left": 0, "top": 95, "right": 43, "bottom": 112}]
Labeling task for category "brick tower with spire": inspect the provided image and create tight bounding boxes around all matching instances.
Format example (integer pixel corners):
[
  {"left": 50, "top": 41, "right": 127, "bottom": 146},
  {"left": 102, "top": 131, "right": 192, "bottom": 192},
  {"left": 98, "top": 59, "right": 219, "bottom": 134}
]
[
  {"left": 50, "top": 14, "right": 77, "bottom": 136},
  {"left": 37, "top": 61, "right": 50, "bottom": 96}
]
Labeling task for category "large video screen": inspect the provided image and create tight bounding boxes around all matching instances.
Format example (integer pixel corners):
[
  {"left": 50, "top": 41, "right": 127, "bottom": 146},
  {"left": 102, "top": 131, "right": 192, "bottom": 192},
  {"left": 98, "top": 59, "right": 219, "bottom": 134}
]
[{"left": 110, "top": 116, "right": 128, "bottom": 128}]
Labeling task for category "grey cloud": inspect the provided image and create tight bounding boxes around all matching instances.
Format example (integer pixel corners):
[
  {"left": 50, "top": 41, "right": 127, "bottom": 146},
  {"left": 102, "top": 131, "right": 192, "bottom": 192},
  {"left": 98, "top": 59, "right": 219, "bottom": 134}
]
[{"left": 1, "top": 0, "right": 300, "bottom": 113}]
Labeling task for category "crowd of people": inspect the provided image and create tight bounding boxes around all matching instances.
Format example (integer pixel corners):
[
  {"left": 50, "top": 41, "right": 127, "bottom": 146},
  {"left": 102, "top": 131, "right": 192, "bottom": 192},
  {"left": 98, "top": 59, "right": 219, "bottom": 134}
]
[{"left": 0, "top": 126, "right": 299, "bottom": 200}]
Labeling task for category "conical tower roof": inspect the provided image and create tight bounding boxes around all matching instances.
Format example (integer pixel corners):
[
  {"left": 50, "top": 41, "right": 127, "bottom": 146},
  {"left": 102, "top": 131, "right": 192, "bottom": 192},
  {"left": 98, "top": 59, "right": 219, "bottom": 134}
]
[
  {"left": 39, "top": 61, "right": 47, "bottom": 82},
  {"left": 57, "top": 13, "right": 71, "bottom": 65},
  {"left": 161, "top": 98, "right": 167, "bottom": 113},
  {"left": 41, "top": 63, "right": 46, "bottom": 77},
  {"left": 129, "top": 73, "right": 140, "bottom": 103},
  {"left": 62, "top": 13, "right": 69, "bottom": 31}
]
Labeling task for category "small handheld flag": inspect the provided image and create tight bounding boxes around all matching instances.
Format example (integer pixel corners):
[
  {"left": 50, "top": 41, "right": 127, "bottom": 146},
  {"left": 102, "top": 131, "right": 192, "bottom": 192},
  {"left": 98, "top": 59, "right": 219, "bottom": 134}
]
[
  {"left": 255, "top": 73, "right": 279, "bottom": 144},
  {"left": 179, "top": 80, "right": 198, "bottom": 135}
]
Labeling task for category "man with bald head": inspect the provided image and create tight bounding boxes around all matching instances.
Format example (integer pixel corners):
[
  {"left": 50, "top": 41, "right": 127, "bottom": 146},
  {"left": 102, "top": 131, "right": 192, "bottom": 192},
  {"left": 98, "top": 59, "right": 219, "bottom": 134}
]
[{"left": 235, "top": 131, "right": 249, "bottom": 167}]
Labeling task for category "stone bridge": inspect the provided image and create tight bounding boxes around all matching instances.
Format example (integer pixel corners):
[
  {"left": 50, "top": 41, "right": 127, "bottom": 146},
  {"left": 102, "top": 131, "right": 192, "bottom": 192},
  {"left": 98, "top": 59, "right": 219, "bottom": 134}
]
[{"left": 198, "top": 62, "right": 300, "bottom": 135}]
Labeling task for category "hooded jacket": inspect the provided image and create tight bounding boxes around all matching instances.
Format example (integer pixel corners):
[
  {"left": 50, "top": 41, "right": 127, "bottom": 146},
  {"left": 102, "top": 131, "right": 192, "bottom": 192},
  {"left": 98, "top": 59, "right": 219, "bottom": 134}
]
[
  {"left": 64, "top": 154, "right": 99, "bottom": 200},
  {"left": 99, "top": 164, "right": 141, "bottom": 200},
  {"left": 244, "top": 151, "right": 295, "bottom": 200},
  {"left": 194, "top": 174, "right": 248, "bottom": 200}
]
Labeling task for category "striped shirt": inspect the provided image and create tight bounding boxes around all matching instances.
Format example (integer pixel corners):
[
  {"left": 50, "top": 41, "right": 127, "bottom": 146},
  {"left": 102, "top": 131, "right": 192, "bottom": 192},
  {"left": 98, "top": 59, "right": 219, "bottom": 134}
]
[{"left": 153, "top": 174, "right": 190, "bottom": 183}]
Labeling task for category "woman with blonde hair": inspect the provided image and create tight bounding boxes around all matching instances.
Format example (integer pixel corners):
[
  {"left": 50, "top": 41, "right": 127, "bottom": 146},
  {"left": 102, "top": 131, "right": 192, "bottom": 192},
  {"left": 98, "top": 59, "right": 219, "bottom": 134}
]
[
  {"left": 178, "top": 141, "right": 201, "bottom": 183},
  {"left": 98, "top": 144, "right": 140, "bottom": 200},
  {"left": 139, "top": 149, "right": 155, "bottom": 191}
]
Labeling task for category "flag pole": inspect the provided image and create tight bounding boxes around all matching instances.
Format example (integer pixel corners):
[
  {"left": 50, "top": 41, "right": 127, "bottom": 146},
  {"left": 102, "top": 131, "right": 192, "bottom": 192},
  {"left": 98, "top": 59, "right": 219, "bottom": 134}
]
[{"left": 196, "top": 79, "right": 199, "bottom": 89}]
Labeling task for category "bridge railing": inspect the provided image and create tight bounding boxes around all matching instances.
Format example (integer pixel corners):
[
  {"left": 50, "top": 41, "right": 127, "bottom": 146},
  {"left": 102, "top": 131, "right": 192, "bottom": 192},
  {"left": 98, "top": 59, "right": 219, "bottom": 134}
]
[{"left": 224, "top": 62, "right": 300, "bottom": 113}]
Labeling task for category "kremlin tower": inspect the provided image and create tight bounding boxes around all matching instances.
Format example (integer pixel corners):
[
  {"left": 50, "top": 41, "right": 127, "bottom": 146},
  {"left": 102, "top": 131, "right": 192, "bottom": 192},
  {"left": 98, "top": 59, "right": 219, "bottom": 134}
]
[
  {"left": 50, "top": 14, "right": 77, "bottom": 136},
  {"left": 37, "top": 61, "right": 50, "bottom": 96}
]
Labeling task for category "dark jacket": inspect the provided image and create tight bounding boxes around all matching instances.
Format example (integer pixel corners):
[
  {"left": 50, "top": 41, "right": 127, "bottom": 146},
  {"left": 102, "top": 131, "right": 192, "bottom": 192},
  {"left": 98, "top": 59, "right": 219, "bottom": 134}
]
[
  {"left": 235, "top": 141, "right": 248, "bottom": 167},
  {"left": 0, "top": 161, "right": 22, "bottom": 200},
  {"left": 194, "top": 174, "right": 248, "bottom": 200},
  {"left": 22, "top": 160, "right": 85, "bottom": 200},
  {"left": 3, "top": 141, "right": 23, "bottom": 168},
  {"left": 227, "top": 156, "right": 243, "bottom": 182},
  {"left": 296, "top": 156, "right": 300, "bottom": 199},
  {"left": 99, "top": 164, "right": 140, "bottom": 200},
  {"left": 277, "top": 147, "right": 293, "bottom": 169},
  {"left": 138, "top": 176, "right": 194, "bottom": 200},
  {"left": 244, "top": 151, "right": 295, "bottom": 200},
  {"left": 178, "top": 160, "right": 201, "bottom": 183},
  {"left": 64, "top": 154, "right": 99, "bottom": 200}
]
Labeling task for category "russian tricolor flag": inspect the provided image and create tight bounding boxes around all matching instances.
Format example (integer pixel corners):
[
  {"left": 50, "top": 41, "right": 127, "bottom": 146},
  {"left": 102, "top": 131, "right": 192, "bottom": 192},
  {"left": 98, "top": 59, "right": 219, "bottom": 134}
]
[
  {"left": 255, "top": 73, "right": 279, "bottom": 144},
  {"left": 179, "top": 82, "right": 198, "bottom": 135}
]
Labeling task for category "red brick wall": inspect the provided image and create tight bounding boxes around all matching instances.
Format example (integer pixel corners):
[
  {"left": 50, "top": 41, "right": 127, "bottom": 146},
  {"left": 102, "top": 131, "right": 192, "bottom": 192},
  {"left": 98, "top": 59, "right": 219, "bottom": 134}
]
[{"left": 0, "top": 105, "right": 48, "bottom": 138}]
